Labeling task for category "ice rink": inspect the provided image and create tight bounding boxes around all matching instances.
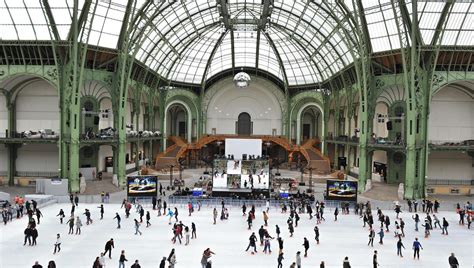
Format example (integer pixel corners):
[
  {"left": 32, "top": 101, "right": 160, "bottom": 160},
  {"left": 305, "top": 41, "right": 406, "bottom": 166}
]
[{"left": 0, "top": 202, "right": 472, "bottom": 267}]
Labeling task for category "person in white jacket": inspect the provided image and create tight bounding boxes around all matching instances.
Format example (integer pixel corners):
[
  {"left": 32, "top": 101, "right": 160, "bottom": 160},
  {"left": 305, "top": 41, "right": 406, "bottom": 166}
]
[
  {"left": 75, "top": 216, "right": 82, "bottom": 235},
  {"left": 53, "top": 233, "right": 61, "bottom": 254},
  {"left": 99, "top": 252, "right": 106, "bottom": 267}
]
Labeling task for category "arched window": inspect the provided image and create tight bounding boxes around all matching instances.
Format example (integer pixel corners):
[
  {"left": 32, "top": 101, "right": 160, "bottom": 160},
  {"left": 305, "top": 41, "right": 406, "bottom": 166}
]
[{"left": 237, "top": 112, "right": 252, "bottom": 135}]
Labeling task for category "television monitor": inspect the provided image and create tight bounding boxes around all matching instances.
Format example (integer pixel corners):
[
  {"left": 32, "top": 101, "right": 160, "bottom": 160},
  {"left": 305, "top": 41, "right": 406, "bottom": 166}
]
[
  {"left": 325, "top": 180, "right": 358, "bottom": 201},
  {"left": 127, "top": 175, "right": 158, "bottom": 197}
]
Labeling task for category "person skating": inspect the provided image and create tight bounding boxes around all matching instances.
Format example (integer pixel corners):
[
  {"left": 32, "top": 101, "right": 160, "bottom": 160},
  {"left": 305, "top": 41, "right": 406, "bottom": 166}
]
[
  {"left": 314, "top": 225, "right": 320, "bottom": 244},
  {"left": 422, "top": 219, "right": 431, "bottom": 238},
  {"left": 294, "top": 211, "right": 300, "bottom": 227},
  {"left": 400, "top": 218, "right": 405, "bottom": 237},
  {"left": 288, "top": 219, "right": 294, "bottom": 237},
  {"left": 53, "top": 234, "right": 61, "bottom": 254},
  {"left": 242, "top": 203, "right": 247, "bottom": 216},
  {"left": 104, "top": 238, "right": 114, "bottom": 259},
  {"left": 307, "top": 204, "right": 313, "bottom": 220},
  {"left": 99, "top": 252, "right": 106, "bottom": 267},
  {"left": 83, "top": 209, "right": 93, "bottom": 225},
  {"left": 334, "top": 207, "right": 339, "bottom": 221},
  {"left": 31, "top": 227, "right": 38, "bottom": 245},
  {"left": 442, "top": 217, "right": 449, "bottom": 235},
  {"left": 384, "top": 215, "right": 390, "bottom": 232},
  {"left": 113, "top": 213, "right": 121, "bottom": 229},
  {"left": 192, "top": 222, "right": 197, "bottom": 239},
  {"left": 74, "top": 195, "right": 79, "bottom": 206},
  {"left": 396, "top": 238, "right": 405, "bottom": 257},
  {"left": 213, "top": 208, "right": 218, "bottom": 225},
  {"left": 47, "top": 260, "right": 56, "bottom": 268},
  {"left": 134, "top": 219, "right": 142, "bottom": 235},
  {"left": 56, "top": 209, "right": 65, "bottom": 224},
  {"left": 275, "top": 225, "right": 280, "bottom": 238},
  {"left": 174, "top": 207, "right": 179, "bottom": 222},
  {"left": 412, "top": 237, "right": 423, "bottom": 260},
  {"left": 296, "top": 251, "right": 302, "bottom": 268},
  {"left": 75, "top": 216, "right": 82, "bottom": 235},
  {"left": 167, "top": 208, "right": 174, "bottom": 225},
  {"left": 247, "top": 212, "right": 253, "bottom": 229},
  {"left": 342, "top": 256, "right": 351, "bottom": 268},
  {"left": 277, "top": 252, "right": 284, "bottom": 268},
  {"left": 263, "top": 211, "right": 269, "bottom": 226},
  {"left": 163, "top": 201, "right": 167, "bottom": 216},
  {"left": 172, "top": 223, "right": 182, "bottom": 244},
  {"left": 432, "top": 214, "right": 441, "bottom": 229},
  {"left": 448, "top": 253, "right": 459, "bottom": 268},
  {"left": 201, "top": 248, "right": 215, "bottom": 268},
  {"left": 377, "top": 228, "right": 384, "bottom": 244},
  {"left": 93, "top": 257, "right": 101, "bottom": 268},
  {"left": 130, "top": 260, "right": 141, "bottom": 268},
  {"left": 159, "top": 257, "right": 166, "bottom": 268},
  {"left": 373, "top": 250, "right": 379, "bottom": 267},
  {"left": 277, "top": 237, "right": 284, "bottom": 254},
  {"left": 118, "top": 250, "right": 128, "bottom": 268},
  {"left": 32, "top": 261, "right": 43, "bottom": 268},
  {"left": 302, "top": 238, "right": 309, "bottom": 257},
  {"left": 245, "top": 232, "right": 258, "bottom": 253},
  {"left": 146, "top": 211, "right": 151, "bottom": 227},
  {"left": 368, "top": 228, "right": 375, "bottom": 247},
  {"left": 66, "top": 215, "right": 75, "bottom": 234},
  {"left": 258, "top": 226, "right": 266, "bottom": 245},
  {"left": 24, "top": 226, "right": 32, "bottom": 246},
  {"left": 184, "top": 225, "right": 190, "bottom": 245},
  {"left": 35, "top": 208, "right": 43, "bottom": 224},
  {"left": 413, "top": 214, "right": 420, "bottom": 231},
  {"left": 263, "top": 234, "right": 273, "bottom": 254},
  {"left": 97, "top": 204, "right": 104, "bottom": 220},
  {"left": 167, "top": 248, "right": 176, "bottom": 268},
  {"left": 139, "top": 206, "right": 144, "bottom": 223}
]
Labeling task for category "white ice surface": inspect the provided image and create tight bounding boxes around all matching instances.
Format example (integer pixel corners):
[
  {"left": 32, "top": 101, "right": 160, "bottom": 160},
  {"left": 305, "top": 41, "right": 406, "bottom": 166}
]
[{"left": 0, "top": 203, "right": 472, "bottom": 268}]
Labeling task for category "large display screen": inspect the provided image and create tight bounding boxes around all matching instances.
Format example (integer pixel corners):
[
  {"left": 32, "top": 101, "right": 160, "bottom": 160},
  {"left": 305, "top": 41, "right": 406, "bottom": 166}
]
[
  {"left": 326, "top": 180, "right": 358, "bottom": 201},
  {"left": 127, "top": 175, "right": 158, "bottom": 197},
  {"left": 225, "top": 138, "right": 262, "bottom": 160},
  {"left": 212, "top": 159, "right": 269, "bottom": 190}
]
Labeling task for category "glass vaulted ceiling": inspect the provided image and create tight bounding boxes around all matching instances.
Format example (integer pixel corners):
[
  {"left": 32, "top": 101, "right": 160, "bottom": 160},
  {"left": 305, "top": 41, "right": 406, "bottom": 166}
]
[{"left": 0, "top": 1, "right": 472, "bottom": 86}]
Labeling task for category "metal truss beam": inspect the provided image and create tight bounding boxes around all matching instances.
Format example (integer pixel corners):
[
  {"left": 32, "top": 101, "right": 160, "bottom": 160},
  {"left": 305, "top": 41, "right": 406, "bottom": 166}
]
[
  {"left": 399, "top": 0, "right": 424, "bottom": 46},
  {"left": 201, "top": 30, "right": 228, "bottom": 88},
  {"left": 430, "top": 1, "right": 454, "bottom": 46},
  {"left": 262, "top": 32, "right": 289, "bottom": 90},
  {"left": 41, "top": 0, "right": 61, "bottom": 41}
]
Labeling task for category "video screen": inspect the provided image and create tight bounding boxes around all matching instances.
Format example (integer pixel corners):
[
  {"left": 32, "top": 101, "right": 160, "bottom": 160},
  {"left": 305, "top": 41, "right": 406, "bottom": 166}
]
[
  {"left": 127, "top": 175, "right": 158, "bottom": 197},
  {"left": 326, "top": 180, "right": 358, "bottom": 201}
]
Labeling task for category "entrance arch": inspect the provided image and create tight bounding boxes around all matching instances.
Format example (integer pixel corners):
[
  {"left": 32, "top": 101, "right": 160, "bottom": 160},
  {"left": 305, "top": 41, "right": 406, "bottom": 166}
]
[{"left": 237, "top": 112, "right": 252, "bottom": 135}]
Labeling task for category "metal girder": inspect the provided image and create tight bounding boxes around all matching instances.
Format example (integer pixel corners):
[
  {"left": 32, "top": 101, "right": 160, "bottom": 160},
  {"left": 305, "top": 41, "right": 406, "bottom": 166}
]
[
  {"left": 399, "top": 0, "right": 424, "bottom": 46},
  {"left": 430, "top": 1, "right": 454, "bottom": 46},
  {"left": 256, "top": 0, "right": 273, "bottom": 70},
  {"left": 117, "top": 0, "right": 152, "bottom": 50},
  {"left": 217, "top": 0, "right": 234, "bottom": 71},
  {"left": 262, "top": 32, "right": 289, "bottom": 89},
  {"left": 66, "top": 0, "right": 92, "bottom": 42},
  {"left": 354, "top": 0, "right": 372, "bottom": 54},
  {"left": 41, "top": 0, "right": 61, "bottom": 41},
  {"left": 201, "top": 30, "right": 228, "bottom": 88}
]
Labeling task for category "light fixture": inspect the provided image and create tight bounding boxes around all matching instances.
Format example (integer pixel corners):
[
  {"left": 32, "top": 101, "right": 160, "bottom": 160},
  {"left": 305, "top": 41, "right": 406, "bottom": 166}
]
[{"left": 233, "top": 71, "right": 251, "bottom": 88}]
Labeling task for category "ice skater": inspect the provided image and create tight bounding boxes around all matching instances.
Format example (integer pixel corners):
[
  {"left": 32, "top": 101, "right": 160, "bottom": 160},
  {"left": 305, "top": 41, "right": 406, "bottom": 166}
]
[
  {"left": 413, "top": 214, "right": 420, "bottom": 231},
  {"left": 134, "top": 219, "right": 142, "bottom": 235},
  {"left": 184, "top": 225, "right": 190, "bottom": 245},
  {"left": 118, "top": 250, "right": 128, "bottom": 268},
  {"left": 83, "top": 209, "right": 93, "bottom": 225},
  {"left": 98, "top": 204, "right": 104, "bottom": 220},
  {"left": 167, "top": 208, "right": 174, "bottom": 225},
  {"left": 373, "top": 250, "right": 379, "bottom": 267},
  {"left": 56, "top": 209, "right": 65, "bottom": 224},
  {"left": 334, "top": 207, "right": 339, "bottom": 221},
  {"left": 66, "top": 216, "right": 75, "bottom": 234},
  {"left": 314, "top": 225, "right": 320, "bottom": 244},
  {"left": 104, "top": 238, "right": 114, "bottom": 259},
  {"left": 201, "top": 248, "right": 215, "bottom": 268},
  {"left": 53, "top": 234, "right": 61, "bottom": 254},
  {"left": 192, "top": 222, "right": 197, "bottom": 239},
  {"left": 412, "top": 237, "right": 423, "bottom": 259},
  {"left": 263, "top": 234, "right": 273, "bottom": 254},
  {"left": 146, "top": 211, "right": 151, "bottom": 227},
  {"left": 277, "top": 252, "right": 284, "bottom": 268},
  {"left": 288, "top": 218, "right": 294, "bottom": 237},
  {"left": 75, "top": 216, "right": 82, "bottom": 235},
  {"left": 442, "top": 217, "right": 449, "bottom": 235},
  {"left": 245, "top": 232, "right": 258, "bottom": 253},
  {"left": 368, "top": 228, "right": 375, "bottom": 247},
  {"left": 168, "top": 248, "right": 176, "bottom": 268},
  {"left": 302, "top": 237, "right": 309, "bottom": 257},
  {"left": 377, "top": 228, "right": 384, "bottom": 244},
  {"left": 263, "top": 211, "right": 269, "bottom": 226},
  {"left": 114, "top": 212, "right": 121, "bottom": 229},
  {"left": 275, "top": 225, "right": 280, "bottom": 238},
  {"left": 213, "top": 208, "right": 218, "bottom": 225},
  {"left": 396, "top": 238, "right": 405, "bottom": 257},
  {"left": 448, "top": 253, "right": 459, "bottom": 268}
]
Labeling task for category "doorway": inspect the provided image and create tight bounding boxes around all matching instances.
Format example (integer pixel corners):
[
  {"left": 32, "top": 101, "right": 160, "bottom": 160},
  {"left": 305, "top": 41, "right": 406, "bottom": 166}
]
[{"left": 237, "top": 112, "right": 252, "bottom": 135}]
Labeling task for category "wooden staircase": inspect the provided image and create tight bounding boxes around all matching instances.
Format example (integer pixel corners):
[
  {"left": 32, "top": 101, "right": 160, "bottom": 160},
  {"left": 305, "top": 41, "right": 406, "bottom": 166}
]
[
  {"left": 300, "top": 138, "right": 331, "bottom": 174},
  {"left": 155, "top": 135, "right": 331, "bottom": 174}
]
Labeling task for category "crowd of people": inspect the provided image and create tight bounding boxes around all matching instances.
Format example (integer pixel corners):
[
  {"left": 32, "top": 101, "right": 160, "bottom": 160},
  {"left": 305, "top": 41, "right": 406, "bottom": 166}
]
[{"left": 1, "top": 191, "right": 471, "bottom": 268}]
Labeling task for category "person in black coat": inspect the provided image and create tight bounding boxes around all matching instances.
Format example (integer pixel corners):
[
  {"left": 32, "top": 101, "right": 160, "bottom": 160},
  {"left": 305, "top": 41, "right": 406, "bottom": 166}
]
[
  {"left": 130, "top": 260, "right": 140, "bottom": 268},
  {"left": 302, "top": 237, "right": 310, "bottom": 257},
  {"left": 31, "top": 228, "right": 38, "bottom": 245},
  {"left": 159, "top": 257, "right": 166, "bottom": 268},
  {"left": 118, "top": 250, "right": 128, "bottom": 268},
  {"left": 32, "top": 261, "right": 42, "bottom": 268},
  {"left": 343, "top": 256, "right": 351, "bottom": 268},
  {"left": 245, "top": 232, "right": 258, "bottom": 253},
  {"left": 448, "top": 253, "right": 459, "bottom": 268},
  {"left": 104, "top": 238, "right": 114, "bottom": 259}
]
